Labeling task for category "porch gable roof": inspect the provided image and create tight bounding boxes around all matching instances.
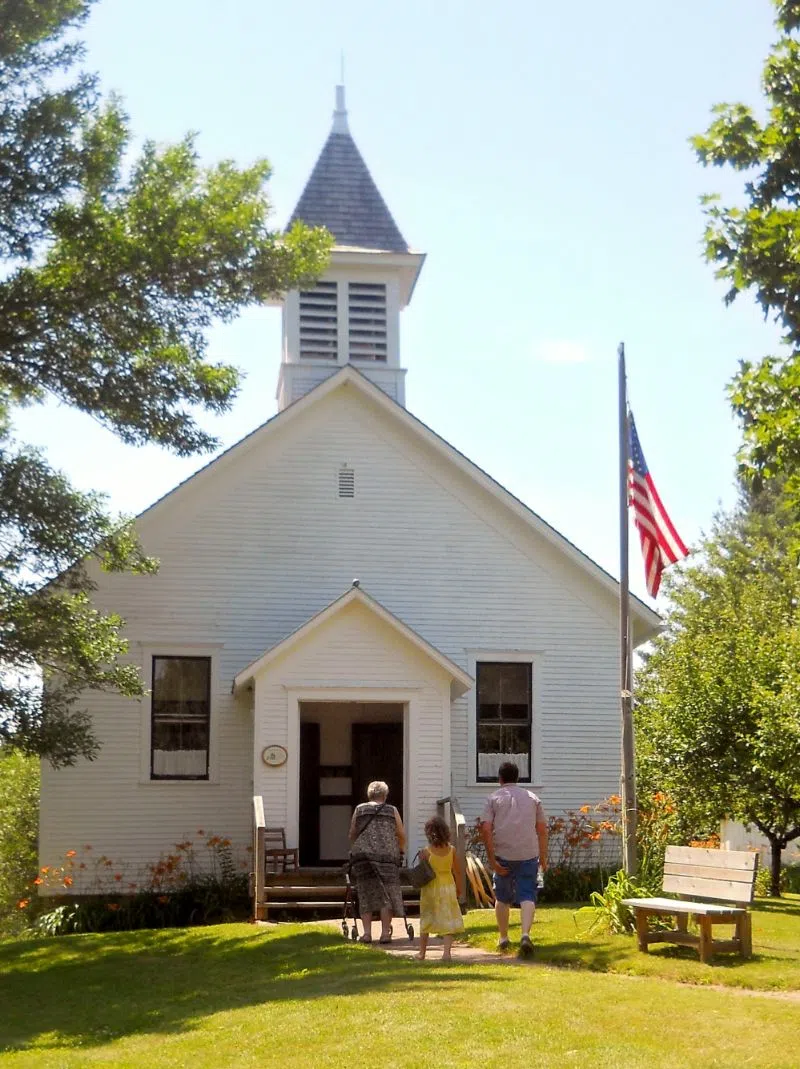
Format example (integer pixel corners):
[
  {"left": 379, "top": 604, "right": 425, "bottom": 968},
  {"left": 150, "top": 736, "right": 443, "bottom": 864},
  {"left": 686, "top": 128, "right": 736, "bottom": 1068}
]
[{"left": 233, "top": 584, "right": 474, "bottom": 698}]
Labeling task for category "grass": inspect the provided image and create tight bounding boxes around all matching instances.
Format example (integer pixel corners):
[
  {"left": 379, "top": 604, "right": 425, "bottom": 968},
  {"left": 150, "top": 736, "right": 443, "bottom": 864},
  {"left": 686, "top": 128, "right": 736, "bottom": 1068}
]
[
  {"left": 0, "top": 908, "right": 797, "bottom": 1068},
  {"left": 464, "top": 893, "right": 800, "bottom": 992}
]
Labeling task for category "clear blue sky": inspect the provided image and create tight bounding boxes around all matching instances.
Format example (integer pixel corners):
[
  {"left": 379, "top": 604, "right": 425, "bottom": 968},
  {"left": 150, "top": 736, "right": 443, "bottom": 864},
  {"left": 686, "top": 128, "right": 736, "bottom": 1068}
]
[{"left": 15, "top": 0, "right": 784, "bottom": 602}]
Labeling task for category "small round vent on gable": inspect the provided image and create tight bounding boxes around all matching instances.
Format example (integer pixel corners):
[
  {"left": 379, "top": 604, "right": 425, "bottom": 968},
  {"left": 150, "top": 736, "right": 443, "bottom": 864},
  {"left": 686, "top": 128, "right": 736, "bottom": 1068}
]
[{"left": 338, "top": 465, "right": 355, "bottom": 498}]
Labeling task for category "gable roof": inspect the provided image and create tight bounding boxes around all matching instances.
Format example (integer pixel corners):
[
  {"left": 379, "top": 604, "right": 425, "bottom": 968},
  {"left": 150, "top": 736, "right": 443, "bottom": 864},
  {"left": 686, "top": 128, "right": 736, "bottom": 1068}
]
[
  {"left": 138, "top": 365, "right": 661, "bottom": 644},
  {"left": 287, "top": 91, "right": 408, "bottom": 253},
  {"left": 233, "top": 584, "right": 474, "bottom": 698}
]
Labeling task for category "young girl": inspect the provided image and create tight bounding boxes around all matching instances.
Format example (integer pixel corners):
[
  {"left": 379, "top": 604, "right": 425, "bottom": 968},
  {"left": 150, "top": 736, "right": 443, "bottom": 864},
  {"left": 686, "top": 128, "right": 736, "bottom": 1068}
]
[{"left": 417, "top": 816, "right": 464, "bottom": 961}]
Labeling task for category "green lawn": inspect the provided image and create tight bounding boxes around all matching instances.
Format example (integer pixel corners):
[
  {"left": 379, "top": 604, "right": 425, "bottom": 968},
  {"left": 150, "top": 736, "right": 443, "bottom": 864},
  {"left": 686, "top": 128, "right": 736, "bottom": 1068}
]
[
  {"left": 0, "top": 906, "right": 799, "bottom": 1068},
  {"left": 464, "top": 893, "right": 800, "bottom": 992}
]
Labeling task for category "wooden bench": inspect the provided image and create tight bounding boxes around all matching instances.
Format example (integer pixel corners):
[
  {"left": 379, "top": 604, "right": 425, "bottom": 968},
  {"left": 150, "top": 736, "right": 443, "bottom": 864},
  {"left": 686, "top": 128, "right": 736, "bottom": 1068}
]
[{"left": 622, "top": 846, "right": 758, "bottom": 963}]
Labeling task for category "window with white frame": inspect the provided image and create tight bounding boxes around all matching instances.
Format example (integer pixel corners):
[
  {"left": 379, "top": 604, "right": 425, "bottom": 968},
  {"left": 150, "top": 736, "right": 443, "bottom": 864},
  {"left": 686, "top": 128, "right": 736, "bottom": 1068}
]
[
  {"left": 150, "top": 656, "right": 211, "bottom": 779},
  {"left": 475, "top": 661, "right": 532, "bottom": 782}
]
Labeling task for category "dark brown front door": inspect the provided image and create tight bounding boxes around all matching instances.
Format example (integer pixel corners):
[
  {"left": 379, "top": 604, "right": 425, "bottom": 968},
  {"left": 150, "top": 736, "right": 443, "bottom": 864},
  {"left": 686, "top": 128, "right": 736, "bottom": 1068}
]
[
  {"left": 299, "top": 722, "right": 320, "bottom": 865},
  {"left": 351, "top": 722, "right": 404, "bottom": 819}
]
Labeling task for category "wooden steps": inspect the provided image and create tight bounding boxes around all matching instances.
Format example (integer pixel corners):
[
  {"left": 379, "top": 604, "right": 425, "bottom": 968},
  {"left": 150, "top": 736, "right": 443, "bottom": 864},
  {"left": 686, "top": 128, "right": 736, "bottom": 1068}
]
[{"left": 257, "top": 867, "right": 419, "bottom": 921}]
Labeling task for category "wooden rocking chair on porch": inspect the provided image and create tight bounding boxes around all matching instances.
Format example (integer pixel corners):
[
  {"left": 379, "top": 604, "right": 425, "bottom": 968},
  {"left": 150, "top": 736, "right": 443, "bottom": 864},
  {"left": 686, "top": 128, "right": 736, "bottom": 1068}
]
[{"left": 264, "top": 827, "right": 299, "bottom": 875}]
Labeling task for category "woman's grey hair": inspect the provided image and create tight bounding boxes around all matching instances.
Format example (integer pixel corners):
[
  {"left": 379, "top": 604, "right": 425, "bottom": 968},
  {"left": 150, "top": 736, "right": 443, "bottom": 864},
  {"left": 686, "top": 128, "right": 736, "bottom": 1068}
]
[{"left": 367, "top": 780, "right": 389, "bottom": 802}]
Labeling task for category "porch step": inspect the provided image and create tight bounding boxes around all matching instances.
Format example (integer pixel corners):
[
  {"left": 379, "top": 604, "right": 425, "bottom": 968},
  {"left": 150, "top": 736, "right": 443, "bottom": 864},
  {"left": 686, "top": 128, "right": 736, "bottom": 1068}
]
[
  {"left": 265, "top": 885, "right": 420, "bottom": 899},
  {"left": 267, "top": 885, "right": 347, "bottom": 898},
  {"left": 263, "top": 900, "right": 349, "bottom": 910}
]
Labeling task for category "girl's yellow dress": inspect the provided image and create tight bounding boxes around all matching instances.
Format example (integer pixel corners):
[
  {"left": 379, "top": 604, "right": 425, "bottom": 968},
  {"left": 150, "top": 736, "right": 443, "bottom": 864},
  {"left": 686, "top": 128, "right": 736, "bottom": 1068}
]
[{"left": 419, "top": 845, "right": 464, "bottom": 936}]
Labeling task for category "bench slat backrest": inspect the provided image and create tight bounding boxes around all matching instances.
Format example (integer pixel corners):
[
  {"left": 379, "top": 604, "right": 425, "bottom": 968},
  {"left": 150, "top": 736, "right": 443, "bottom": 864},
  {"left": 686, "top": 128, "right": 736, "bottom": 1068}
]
[{"left": 662, "top": 846, "right": 759, "bottom": 905}]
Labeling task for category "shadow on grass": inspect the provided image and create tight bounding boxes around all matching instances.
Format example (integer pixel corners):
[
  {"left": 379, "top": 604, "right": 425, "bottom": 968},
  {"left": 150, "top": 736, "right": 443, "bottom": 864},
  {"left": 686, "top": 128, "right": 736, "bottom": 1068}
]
[
  {"left": 0, "top": 924, "right": 507, "bottom": 1054},
  {"left": 464, "top": 898, "right": 800, "bottom": 976},
  {"left": 752, "top": 896, "right": 800, "bottom": 917}
]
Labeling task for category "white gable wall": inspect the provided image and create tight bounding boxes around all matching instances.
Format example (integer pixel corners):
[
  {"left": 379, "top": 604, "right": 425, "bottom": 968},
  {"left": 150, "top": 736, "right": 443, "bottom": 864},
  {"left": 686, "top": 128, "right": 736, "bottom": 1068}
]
[{"left": 40, "top": 382, "right": 624, "bottom": 877}]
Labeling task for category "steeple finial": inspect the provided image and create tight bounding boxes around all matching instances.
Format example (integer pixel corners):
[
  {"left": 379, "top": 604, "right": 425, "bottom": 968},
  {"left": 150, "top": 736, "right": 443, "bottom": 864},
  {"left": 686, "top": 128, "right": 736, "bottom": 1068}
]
[{"left": 332, "top": 81, "right": 349, "bottom": 134}]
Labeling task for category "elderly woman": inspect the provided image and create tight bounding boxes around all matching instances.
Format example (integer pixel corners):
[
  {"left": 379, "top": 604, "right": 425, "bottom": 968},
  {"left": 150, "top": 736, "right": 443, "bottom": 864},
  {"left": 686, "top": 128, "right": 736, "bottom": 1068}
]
[{"left": 348, "top": 780, "right": 407, "bottom": 943}]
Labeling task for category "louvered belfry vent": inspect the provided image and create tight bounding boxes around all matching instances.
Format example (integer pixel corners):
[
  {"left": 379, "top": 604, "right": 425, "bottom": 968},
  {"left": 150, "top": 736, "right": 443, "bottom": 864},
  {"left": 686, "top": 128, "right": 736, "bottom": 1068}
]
[
  {"left": 348, "top": 282, "right": 387, "bottom": 362},
  {"left": 338, "top": 466, "right": 355, "bottom": 498},
  {"left": 299, "top": 280, "right": 338, "bottom": 360}
]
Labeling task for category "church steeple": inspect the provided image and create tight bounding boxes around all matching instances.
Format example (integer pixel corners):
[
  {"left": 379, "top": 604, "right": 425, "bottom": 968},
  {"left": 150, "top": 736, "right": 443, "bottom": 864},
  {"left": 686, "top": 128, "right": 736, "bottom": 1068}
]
[{"left": 276, "top": 88, "right": 425, "bottom": 411}]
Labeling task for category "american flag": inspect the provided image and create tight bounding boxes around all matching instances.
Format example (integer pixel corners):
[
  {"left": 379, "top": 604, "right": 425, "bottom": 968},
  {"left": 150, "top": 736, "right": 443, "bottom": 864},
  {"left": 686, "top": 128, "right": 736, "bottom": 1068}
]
[{"left": 628, "top": 412, "right": 689, "bottom": 597}]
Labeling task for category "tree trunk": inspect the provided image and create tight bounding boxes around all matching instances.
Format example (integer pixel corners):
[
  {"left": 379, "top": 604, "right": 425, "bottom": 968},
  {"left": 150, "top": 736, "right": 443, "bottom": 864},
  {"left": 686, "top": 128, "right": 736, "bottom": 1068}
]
[{"left": 769, "top": 836, "right": 782, "bottom": 897}]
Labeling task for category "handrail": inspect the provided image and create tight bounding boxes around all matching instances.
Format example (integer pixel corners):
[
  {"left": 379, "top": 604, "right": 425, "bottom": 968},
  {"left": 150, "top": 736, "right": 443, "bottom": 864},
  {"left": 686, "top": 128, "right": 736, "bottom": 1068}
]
[
  {"left": 436, "top": 795, "right": 467, "bottom": 905},
  {"left": 253, "top": 795, "right": 266, "bottom": 921}
]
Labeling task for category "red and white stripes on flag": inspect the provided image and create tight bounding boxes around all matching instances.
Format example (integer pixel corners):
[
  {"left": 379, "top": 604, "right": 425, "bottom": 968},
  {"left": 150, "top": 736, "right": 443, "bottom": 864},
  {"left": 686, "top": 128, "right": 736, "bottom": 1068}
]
[{"left": 627, "top": 412, "right": 689, "bottom": 597}]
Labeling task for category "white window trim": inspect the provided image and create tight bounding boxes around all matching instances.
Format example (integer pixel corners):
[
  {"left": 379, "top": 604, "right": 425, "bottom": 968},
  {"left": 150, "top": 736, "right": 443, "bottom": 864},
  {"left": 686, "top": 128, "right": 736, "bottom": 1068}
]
[
  {"left": 136, "top": 643, "right": 223, "bottom": 786},
  {"left": 466, "top": 650, "right": 544, "bottom": 789}
]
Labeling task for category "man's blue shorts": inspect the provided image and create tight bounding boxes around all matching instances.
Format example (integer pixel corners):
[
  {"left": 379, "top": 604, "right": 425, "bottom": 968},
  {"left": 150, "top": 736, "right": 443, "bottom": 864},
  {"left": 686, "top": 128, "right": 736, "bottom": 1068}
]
[{"left": 493, "top": 857, "right": 539, "bottom": 905}]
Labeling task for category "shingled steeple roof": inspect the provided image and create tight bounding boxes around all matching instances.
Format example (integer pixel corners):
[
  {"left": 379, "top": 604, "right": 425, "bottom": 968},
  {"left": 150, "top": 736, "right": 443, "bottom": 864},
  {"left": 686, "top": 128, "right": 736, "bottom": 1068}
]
[{"left": 288, "top": 87, "right": 409, "bottom": 253}]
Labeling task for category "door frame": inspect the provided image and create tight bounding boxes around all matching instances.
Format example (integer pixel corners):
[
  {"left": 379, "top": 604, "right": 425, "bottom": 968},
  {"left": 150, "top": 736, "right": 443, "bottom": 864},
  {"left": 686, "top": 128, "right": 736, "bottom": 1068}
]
[{"left": 286, "top": 687, "right": 420, "bottom": 860}]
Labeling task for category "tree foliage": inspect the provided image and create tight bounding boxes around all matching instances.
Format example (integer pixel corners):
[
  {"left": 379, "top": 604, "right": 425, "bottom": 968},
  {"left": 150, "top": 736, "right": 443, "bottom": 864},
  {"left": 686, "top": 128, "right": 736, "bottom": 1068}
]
[
  {"left": 0, "top": 1, "right": 331, "bottom": 765},
  {"left": 693, "top": 1, "right": 800, "bottom": 500},
  {"left": 635, "top": 487, "right": 800, "bottom": 895},
  {"left": 0, "top": 748, "right": 39, "bottom": 933}
]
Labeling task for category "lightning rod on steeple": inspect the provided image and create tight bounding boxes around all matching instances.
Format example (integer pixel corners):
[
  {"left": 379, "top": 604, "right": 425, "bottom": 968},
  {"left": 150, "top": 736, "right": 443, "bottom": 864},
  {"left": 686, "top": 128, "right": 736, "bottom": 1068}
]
[{"left": 333, "top": 80, "right": 349, "bottom": 134}]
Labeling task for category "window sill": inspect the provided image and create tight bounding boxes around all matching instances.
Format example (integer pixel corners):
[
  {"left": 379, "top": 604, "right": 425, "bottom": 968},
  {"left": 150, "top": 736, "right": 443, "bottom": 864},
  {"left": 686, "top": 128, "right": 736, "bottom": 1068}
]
[
  {"left": 466, "top": 780, "right": 544, "bottom": 791},
  {"left": 138, "top": 778, "right": 220, "bottom": 787}
]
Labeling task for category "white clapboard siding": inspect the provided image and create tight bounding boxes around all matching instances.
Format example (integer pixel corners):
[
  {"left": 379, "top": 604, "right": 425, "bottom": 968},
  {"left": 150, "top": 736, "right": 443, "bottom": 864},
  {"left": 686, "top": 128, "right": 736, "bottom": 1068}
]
[{"left": 40, "top": 382, "right": 631, "bottom": 877}]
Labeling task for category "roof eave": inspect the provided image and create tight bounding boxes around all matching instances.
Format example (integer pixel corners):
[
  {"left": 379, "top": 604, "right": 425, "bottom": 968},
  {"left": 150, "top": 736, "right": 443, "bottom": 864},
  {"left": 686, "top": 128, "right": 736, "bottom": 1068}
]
[{"left": 232, "top": 585, "right": 474, "bottom": 697}]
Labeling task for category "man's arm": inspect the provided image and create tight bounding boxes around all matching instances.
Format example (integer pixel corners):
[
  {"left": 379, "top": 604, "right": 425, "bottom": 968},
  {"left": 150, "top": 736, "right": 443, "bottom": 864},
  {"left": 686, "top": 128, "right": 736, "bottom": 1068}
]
[
  {"left": 536, "top": 819, "right": 549, "bottom": 870},
  {"left": 479, "top": 820, "right": 509, "bottom": 876}
]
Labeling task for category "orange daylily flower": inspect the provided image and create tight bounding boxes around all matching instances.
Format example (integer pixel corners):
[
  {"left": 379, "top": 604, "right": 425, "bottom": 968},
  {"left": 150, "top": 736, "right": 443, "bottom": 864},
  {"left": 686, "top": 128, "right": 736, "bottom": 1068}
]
[
  {"left": 63, "top": 876, "right": 73, "bottom": 887},
  {"left": 17, "top": 899, "right": 29, "bottom": 909},
  {"left": 65, "top": 850, "right": 77, "bottom": 858}
]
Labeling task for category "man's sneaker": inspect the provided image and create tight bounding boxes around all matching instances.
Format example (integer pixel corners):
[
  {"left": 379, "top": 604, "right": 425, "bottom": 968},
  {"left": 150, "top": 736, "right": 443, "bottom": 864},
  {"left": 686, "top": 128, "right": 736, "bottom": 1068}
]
[
  {"left": 518, "top": 934, "right": 534, "bottom": 960},
  {"left": 497, "top": 938, "right": 510, "bottom": 952}
]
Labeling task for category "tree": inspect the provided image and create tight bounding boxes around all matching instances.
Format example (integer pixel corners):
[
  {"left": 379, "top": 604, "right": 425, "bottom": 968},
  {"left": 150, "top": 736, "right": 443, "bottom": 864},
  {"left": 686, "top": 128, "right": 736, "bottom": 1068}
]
[
  {"left": 0, "top": 1, "right": 331, "bottom": 765},
  {"left": 635, "top": 487, "right": 800, "bottom": 896},
  {"left": 0, "top": 749, "right": 39, "bottom": 934},
  {"left": 693, "top": 1, "right": 800, "bottom": 499}
]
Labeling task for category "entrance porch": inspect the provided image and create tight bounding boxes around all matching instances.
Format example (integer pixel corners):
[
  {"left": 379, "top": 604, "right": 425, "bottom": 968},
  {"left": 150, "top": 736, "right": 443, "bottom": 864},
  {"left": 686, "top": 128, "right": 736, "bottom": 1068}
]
[{"left": 233, "top": 584, "right": 474, "bottom": 921}]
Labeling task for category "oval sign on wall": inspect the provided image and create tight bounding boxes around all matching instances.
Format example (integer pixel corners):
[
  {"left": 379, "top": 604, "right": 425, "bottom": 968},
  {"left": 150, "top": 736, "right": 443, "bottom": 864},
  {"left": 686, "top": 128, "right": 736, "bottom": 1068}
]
[{"left": 261, "top": 745, "right": 288, "bottom": 768}]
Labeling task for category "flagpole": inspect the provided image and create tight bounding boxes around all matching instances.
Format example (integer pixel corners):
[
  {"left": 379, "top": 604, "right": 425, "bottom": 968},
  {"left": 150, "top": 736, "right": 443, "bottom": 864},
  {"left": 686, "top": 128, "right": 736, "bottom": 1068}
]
[{"left": 618, "top": 342, "right": 638, "bottom": 875}]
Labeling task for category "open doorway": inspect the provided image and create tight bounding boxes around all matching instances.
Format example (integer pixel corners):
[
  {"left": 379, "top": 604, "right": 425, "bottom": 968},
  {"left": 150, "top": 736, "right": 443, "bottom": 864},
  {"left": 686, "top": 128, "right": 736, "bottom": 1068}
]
[{"left": 298, "top": 702, "right": 404, "bottom": 866}]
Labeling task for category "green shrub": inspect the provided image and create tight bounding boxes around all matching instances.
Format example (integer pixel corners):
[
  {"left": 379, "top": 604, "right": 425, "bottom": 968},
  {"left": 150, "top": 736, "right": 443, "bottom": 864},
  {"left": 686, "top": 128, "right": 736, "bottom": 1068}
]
[
  {"left": 754, "top": 863, "right": 800, "bottom": 897},
  {"left": 32, "top": 876, "right": 250, "bottom": 936},
  {"left": 586, "top": 869, "right": 649, "bottom": 934},
  {"left": 785, "top": 864, "right": 800, "bottom": 894},
  {"left": 0, "top": 749, "right": 39, "bottom": 935},
  {"left": 22, "top": 832, "right": 250, "bottom": 936},
  {"left": 539, "top": 865, "right": 608, "bottom": 903}
]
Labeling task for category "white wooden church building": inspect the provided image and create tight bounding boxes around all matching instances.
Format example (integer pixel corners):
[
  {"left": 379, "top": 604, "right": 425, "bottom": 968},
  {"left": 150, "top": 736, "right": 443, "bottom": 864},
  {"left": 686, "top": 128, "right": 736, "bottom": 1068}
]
[{"left": 39, "top": 89, "right": 659, "bottom": 881}]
